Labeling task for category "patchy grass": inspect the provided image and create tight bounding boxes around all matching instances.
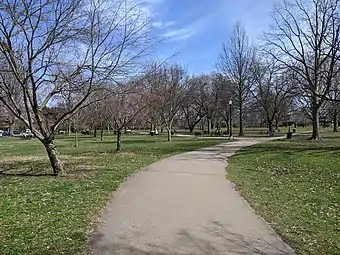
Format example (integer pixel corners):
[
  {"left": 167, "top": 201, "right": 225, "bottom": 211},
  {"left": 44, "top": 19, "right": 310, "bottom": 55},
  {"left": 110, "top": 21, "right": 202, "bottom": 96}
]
[
  {"left": 0, "top": 134, "right": 227, "bottom": 255},
  {"left": 227, "top": 132, "right": 340, "bottom": 255}
]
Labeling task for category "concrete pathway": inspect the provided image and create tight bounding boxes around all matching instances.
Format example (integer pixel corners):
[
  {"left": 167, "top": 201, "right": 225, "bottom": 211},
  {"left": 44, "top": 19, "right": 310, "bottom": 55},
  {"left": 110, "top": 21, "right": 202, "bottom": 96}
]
[{"left": 88, "top": 138, "right": 295, "bottom": 255}]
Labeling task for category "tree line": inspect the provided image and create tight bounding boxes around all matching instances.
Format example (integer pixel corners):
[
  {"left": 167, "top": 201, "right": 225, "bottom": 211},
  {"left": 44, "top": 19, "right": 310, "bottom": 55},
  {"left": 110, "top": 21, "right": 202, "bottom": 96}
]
[{"left": 0, "top": 0, "right": 339, "bottom": 176}]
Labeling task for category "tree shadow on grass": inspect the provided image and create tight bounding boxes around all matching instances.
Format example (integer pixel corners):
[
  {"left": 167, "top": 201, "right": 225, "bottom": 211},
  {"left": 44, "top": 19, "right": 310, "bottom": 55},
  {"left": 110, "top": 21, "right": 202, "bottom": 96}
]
[
  {"left": 89, "top": 139, "right": 159, "bottom": 145},
  {"left": 0, "top": 159, "right": 98, "bottom": 177},
  {"left": 234, "top": 142, "right": 340, "bottom": 157}
]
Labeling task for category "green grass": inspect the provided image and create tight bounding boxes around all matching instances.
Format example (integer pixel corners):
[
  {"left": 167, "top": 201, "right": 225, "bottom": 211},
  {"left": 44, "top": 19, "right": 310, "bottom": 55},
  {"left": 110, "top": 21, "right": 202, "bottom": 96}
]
[
  {"left": 227, "top": 132, "right": 340, "bottom": 255},
  {"left": 0, "top": 134, "right": 227, "bottom": 255}
]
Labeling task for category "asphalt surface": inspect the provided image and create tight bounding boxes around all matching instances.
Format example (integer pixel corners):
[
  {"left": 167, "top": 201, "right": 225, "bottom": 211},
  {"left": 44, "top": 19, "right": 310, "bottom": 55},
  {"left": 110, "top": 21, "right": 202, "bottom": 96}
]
[{"left": 88, "top": 138, "right": 295, "bottom": 255}]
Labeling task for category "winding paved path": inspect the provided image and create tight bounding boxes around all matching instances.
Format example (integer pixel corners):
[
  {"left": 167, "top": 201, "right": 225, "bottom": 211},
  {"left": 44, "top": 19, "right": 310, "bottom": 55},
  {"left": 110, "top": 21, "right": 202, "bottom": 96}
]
[{"left": 88, "top": 138, "right": 295, "bottom": 255}]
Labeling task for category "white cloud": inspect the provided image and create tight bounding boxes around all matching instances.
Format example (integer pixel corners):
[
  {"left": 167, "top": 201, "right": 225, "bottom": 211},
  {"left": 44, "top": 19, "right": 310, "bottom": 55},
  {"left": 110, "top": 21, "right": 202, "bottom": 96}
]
[
  {"left": 162, "top": 28, "right": 194, "bottom": 41},
  {"left": 152, "top": 20, "right": 175, "bottom": 29}
]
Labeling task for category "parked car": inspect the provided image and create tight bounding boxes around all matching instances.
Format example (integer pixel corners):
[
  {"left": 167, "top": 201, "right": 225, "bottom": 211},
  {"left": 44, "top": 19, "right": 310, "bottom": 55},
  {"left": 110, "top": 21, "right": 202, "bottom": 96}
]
[
  {"left": 81, "top": 130, "right": 92, "bottom": 135},
  {"left": 2, "top": 130, "right": 10, "bottom": 136},
  {"left": 20, "top": 129, "right": 34, "bottom": 139},
  {"left": 13, "top": 130, "right": 20, "bottom": 136}
]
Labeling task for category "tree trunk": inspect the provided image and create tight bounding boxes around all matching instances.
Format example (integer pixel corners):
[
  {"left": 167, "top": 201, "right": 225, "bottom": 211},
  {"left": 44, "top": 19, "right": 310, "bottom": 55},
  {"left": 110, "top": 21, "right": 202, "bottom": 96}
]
[
  {"left": 239, "top": 104, "right": 244, "bottom": 136},
  {"left": 268, "top": 120, "right": 274, "bottom": 137},
  {"left": 207, "top": 118, "right": 212, "bottom": 135},
  {"left": 167, "top": 120, "right": 173, "bottom": 142},
  {"left": 8, "top": 122, "right": 13, "bottom": 136},
  {"left": 94, "top": 127, "right": 97, "bottom": 138},
  {"left": 311, "top": 106, "right": 320, "bottom": 139},
  {"left": 68, "top": 123, "right": 71, "bottom": 136},
  {"left": 189, "top": 125, "right": 194, "bottom": 133},
  {"left": 333, "top": 111, "right": 338, "bottom": 132},
  {"left": 44, "top": 141, "right": 65, "bottom": 176},
  {"left": 275, "top": 119, "right": 279, "bottom": 130},
  {"left": 100, "top": 123, "right": 104, "bottom": 141},
  {"left": 167, "top": 127, "right": 172, "bottom": 142},
  {"left": 116, "top": 129, "right": 122, "bottom": 152},
  {"left": 75, "top": 131, "right": 79, "bottom": 147}
]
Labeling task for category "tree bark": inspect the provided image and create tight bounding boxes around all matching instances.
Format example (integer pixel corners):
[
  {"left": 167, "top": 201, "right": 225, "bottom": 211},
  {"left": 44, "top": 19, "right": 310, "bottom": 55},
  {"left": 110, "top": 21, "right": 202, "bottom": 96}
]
[
  {"left": 68, "top": 122, "right": 71, "bottom": 136},
  {"left": 94, "top": 127, "right": 97, "bottom": 138},
  {"left": 44, "top": 141, "right": 65, "bottom": 176},
  {"left": 116, "top": 129, "right": 122, "bottom": 152},
  {"left": 167, "top": 127, "right": 172, "bottom": 142},
  {"left": 75, "top": 131, "right": 79, "bottom": 147},
  {"left": 239, "top": 104, "right": 244, "bottom": 136},
  {"left": 100, "top": 122, "right": 104, "bottom": 141},
  {"left": 311, "top": 106, "right": 320, "bottom": 139},
  {"left": 8, "top": 122, "right": 13, "bottom": 136},
  {"left": 268, "top": 120, "right": 274, "bottom": 137},
  {"left": 167, "top": 120, "right": 173, "bottom": 142},
  {"left": 333, "top": 111, "right": 338, "bottom": 132},
  {"left": 207, "top": 118, "right": 212, "bottom": 135}
]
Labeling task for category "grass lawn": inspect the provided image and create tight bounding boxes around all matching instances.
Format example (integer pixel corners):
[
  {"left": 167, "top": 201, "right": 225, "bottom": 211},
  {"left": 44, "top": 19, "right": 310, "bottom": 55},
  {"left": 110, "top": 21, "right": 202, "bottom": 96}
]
[
  {"left": 228, "top": 132, "right": 340, "bottom": 255},
  {"left": 0, "top": 134, "right": 227, "bottom": 255}
]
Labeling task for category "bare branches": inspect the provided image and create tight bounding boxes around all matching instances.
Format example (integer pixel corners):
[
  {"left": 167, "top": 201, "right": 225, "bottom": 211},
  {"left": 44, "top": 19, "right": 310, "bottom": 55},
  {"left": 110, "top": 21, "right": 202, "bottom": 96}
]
[
  {"left": 264, "top": 0, "right": 340, "bottom": 139},
  {"left": 218, "top": 22, "right": 255, "bottom": 136},
  {"left": 0, "top": 0, "right": 153, "bottom": 175}
]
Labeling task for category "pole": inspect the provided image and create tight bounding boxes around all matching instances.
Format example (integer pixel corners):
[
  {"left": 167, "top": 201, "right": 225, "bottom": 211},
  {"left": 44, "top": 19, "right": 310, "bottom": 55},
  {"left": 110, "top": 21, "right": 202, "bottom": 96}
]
[{"left": 229, "top": 103, "right": 233, "bottom": 138}]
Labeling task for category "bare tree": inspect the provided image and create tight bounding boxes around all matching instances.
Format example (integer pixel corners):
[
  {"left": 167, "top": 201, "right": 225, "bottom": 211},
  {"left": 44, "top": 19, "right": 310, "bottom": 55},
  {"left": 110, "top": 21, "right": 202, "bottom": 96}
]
[
  {"left": 251, "top": 57, "right": 294, "bottom": 136},
  {"left": 195, "top": 75, "right": 224, "bottom": 135},
  {"left": 146, "top": 64, "right": 186, "bottom": 142},
  {"left": 108, "top": 83, "right": 146, "bottom": 152},
  {"left": 264, "top": 0, "right": 340, "bottom": 139},
  {"left": 181, "top": 77, "right": 205, "bottom": 133},
  {"left": 218, "top": 22, "right": 254, "bottom": 136},
  {"left": 216, "top": 76, "right": 235, "bottom": 133},
  {"left": 0, "top": 0, "right": 152, "bottom": 175}
]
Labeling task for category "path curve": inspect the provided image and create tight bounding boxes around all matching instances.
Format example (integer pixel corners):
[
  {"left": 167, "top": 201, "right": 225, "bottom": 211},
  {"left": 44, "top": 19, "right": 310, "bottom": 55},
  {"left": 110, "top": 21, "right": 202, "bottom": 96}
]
[{"left": 88, "top": 138, "right": 295, "bottom": 255}]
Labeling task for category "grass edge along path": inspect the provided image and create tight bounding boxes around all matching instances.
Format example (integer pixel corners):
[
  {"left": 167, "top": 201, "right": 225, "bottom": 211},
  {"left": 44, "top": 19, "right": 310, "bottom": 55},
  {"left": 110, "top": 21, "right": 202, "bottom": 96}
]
[
  {"left": 227, "top": 135, "right": 340, "bottom": 255},
  {"left": 0, "top": 135, "right": 227, "bottom": 255}
]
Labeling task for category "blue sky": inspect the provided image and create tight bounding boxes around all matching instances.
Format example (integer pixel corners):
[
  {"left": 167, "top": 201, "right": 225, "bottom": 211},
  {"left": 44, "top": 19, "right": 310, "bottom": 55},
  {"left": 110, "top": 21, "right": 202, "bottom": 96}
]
[{"left": 143, "top": 0, "right": 278, "bottom": 74}]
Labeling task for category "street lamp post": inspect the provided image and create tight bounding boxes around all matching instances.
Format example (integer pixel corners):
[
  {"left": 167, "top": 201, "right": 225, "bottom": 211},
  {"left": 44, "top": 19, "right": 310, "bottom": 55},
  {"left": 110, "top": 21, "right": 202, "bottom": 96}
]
[{"left": 229, "top": 100, "right": 233, "bottom": 138}]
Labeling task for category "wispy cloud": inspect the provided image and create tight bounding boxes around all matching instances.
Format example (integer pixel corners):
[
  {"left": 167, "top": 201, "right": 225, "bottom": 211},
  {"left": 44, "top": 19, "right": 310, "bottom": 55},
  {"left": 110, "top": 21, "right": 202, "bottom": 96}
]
[
  {"left": 160, "top": 13, "right": 212, "bottom": 42},
  {"left": 152, "top": 20, "right": 175, "bottom": 29},
  {"left": 162, "top": 28, "right": 194, "bottom": 41}
]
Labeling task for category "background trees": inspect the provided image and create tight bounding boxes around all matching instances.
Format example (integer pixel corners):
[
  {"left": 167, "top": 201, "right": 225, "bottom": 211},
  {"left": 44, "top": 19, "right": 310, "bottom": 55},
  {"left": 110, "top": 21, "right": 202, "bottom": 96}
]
[
  {"left": 145, "top": 64, "right": 187, "bottom": 141},
  {"left": 264, "top": 0, "right": 340, "bottom": 139},
  {"left": 0, "top": 0, "right": 339, "bottom": 176},
  {"left": 181, "top": 77, "right": 205, "bottom": 133},
  {"left": 218, "top": 22, "right": 254, "bottom": 136},
  {"left": 251, "top": 57, "right": 295, "bottom": 136}
]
